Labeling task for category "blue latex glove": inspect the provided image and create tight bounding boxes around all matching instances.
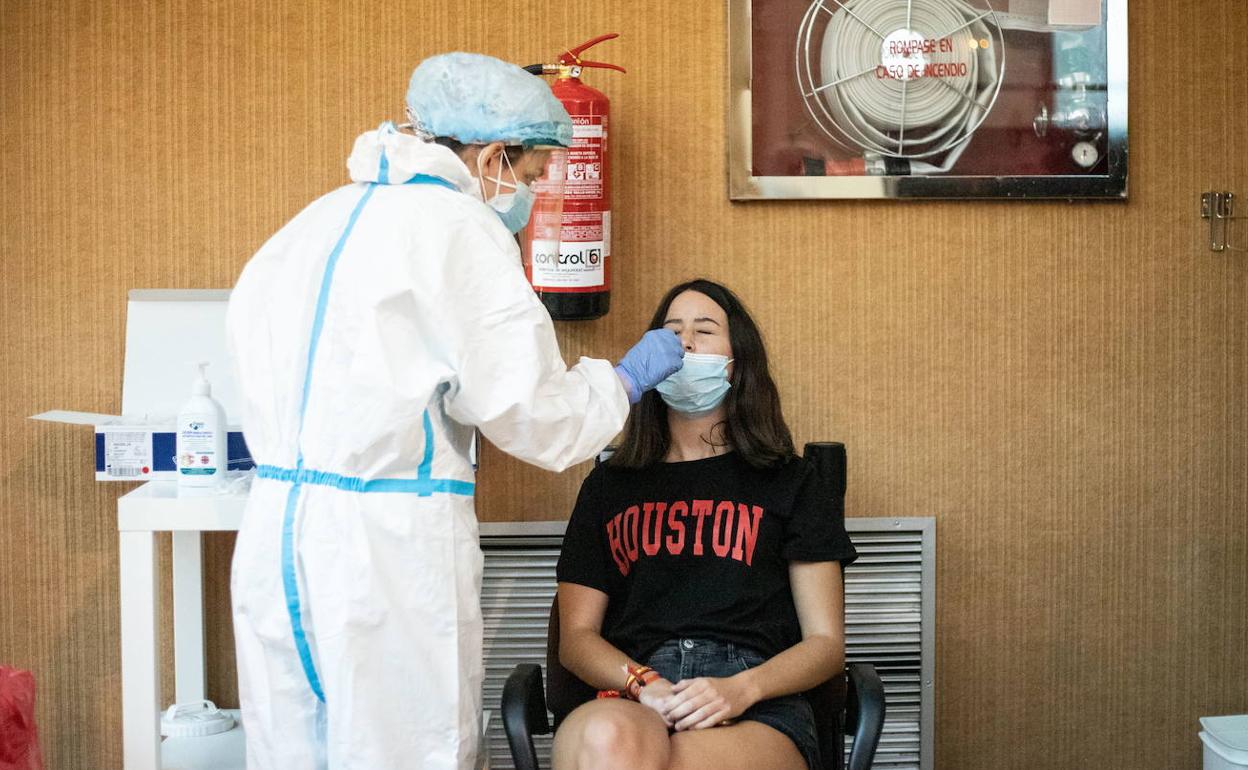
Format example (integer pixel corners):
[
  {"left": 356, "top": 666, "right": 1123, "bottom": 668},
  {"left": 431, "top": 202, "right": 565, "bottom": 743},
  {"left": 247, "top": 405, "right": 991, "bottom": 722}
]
[{"left": 615, "top": 329, "right": 685, "bottom": 405}]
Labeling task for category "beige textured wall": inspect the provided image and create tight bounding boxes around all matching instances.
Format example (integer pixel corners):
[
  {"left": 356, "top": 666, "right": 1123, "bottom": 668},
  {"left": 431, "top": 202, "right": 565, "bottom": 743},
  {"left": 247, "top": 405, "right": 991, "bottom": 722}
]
[{"left": 2, "top": 1, "right": 1245, "bottom": 768}]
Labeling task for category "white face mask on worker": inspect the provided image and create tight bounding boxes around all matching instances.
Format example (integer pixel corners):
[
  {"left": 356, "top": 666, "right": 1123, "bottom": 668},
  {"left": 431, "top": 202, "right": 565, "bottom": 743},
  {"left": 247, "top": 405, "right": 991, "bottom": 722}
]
[{"left": 477, "top": 149, "right": 535, "bottom": 233}]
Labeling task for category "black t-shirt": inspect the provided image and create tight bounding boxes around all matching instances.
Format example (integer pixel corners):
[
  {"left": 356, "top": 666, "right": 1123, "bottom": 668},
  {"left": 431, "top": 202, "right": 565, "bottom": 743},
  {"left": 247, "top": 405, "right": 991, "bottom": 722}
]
[{"left": 556, "top": 451, "right": 858, "bottom": 662}]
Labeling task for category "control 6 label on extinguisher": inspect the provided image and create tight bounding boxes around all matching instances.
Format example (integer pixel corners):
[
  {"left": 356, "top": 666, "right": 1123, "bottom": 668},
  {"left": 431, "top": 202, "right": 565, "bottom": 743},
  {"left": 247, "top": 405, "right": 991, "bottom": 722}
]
[
  {"left": 528, "top": 113, "right": 610, "bottom": 292},
  {"left": 531, "top": 236, "right": 606, "bottom": 287}
]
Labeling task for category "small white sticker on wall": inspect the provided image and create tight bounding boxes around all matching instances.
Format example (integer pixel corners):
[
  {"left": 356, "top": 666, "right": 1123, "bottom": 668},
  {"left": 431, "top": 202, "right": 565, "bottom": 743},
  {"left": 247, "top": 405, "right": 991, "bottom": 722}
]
[{"left": 1048, "top": 0, "right": 1100, "bottom": 26}]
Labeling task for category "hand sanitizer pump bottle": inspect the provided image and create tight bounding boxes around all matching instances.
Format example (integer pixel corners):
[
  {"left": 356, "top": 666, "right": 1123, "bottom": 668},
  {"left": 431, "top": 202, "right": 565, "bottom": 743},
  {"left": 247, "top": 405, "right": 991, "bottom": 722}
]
[{"left": 176, "top": 362, "right": 228, "bottom": 494}]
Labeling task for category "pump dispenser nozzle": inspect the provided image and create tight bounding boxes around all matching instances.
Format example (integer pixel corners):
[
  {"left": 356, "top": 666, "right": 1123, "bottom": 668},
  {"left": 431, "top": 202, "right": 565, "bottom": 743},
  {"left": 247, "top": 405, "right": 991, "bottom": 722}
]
[{"left": 192, "top": 362, "right": 212, "bottom": 396}]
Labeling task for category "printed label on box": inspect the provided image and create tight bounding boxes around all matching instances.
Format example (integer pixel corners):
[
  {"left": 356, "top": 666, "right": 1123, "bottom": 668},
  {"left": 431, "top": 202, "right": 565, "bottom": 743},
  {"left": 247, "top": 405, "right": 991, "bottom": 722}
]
[{"left": 105, "top": 431, "right": 152, "bottom": 478}]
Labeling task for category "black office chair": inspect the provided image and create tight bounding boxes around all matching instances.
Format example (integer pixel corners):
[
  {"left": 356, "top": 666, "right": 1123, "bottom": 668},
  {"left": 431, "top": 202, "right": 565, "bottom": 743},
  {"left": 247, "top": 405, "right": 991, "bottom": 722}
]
[{"left": 501, "top": 442, "right": 885, "bottom": 770}]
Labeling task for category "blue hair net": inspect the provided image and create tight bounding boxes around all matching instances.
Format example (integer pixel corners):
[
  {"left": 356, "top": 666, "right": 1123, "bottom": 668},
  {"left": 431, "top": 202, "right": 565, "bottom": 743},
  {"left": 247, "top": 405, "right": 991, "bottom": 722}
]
[{"left": 406, "top": 52, "right": 573, "bottom": 148}]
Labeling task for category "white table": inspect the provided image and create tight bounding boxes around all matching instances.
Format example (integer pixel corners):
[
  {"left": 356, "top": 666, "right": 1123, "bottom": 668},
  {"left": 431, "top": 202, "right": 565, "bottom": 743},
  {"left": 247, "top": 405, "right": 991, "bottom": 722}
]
[
  {"left": 117, "top": 480, "right": 492, "bottom": 770},
  {"left": 117, "top": 480, "right": 246, "bottom": 770}
]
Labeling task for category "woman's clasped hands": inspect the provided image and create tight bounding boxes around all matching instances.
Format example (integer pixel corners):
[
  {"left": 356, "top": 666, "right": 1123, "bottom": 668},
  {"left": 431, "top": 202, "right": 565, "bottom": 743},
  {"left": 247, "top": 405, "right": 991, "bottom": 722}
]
[{"left": 638, "top": 674, "right": 757, "bottom": 731}]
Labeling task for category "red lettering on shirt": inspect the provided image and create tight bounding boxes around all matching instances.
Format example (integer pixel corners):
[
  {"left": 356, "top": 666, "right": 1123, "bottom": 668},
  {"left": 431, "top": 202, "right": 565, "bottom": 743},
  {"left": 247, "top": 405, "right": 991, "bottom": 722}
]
[
  {"left": 605, "top": 499, "right": 765, "bottom": 574},
  {"left": 641, "top": 502, "right": 663, "bottom": 557},
  {"left": 732, "top": 504, "right": 764, "bottom": 566},
  {"left": 712, "top": 500, "right": 735, "bottom": 558},
  {"left": 665, "top": 501, "right": 687, "bottom": 555},
  {"left": 605, "top": 513, "right": 630, "bottom": 576},
  {"left": 622, "top": 505, "right": 640, "bottom": 561},
  {"left": 690, "top": 500, "right": 713, "bottom": 555}
]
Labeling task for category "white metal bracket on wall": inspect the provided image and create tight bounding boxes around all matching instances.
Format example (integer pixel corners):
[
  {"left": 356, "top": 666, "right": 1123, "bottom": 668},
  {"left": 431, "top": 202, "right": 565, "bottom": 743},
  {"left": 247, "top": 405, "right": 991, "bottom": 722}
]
[{"left": 1201, "top": 191, "right": 1246, "bottom": 252}]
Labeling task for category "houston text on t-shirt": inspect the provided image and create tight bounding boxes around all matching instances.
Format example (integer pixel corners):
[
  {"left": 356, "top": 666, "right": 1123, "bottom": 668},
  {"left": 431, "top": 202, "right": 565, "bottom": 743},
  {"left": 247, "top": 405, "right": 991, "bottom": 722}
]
[{"left": 604, "top": 500, "right": 764, "bottom": 576}]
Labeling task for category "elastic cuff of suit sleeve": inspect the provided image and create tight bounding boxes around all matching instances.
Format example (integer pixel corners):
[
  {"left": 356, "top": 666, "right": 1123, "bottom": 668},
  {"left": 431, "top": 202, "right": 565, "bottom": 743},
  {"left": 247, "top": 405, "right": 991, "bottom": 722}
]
[{"left": 614, "top": 365, "right": 641, "bottom": 404}]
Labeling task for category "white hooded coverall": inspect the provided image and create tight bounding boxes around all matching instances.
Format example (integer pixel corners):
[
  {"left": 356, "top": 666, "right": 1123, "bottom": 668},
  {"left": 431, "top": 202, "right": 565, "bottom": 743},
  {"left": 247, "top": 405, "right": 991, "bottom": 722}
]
[{"left": 227, "top": 124, "right": 629, "bottom": 770}]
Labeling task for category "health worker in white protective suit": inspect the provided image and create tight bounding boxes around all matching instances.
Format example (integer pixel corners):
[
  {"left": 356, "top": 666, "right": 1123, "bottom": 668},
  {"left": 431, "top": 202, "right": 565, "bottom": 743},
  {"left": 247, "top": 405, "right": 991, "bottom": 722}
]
[{"left": 226, "top": 52, "right": 684, "bottom": 770}]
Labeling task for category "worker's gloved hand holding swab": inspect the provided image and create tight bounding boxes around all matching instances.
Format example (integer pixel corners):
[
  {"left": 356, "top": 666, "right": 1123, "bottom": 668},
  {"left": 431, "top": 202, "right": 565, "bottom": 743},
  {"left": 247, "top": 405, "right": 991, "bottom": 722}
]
[{"left": 615, "top": 329, "right": 685, "bottom": 404}]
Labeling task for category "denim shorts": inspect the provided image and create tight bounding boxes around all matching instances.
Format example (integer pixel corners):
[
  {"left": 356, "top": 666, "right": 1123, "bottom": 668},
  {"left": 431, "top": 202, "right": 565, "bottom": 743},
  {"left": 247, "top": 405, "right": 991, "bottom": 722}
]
[{"left": 644, "top": 638, "right": 820, "bottom": 770}]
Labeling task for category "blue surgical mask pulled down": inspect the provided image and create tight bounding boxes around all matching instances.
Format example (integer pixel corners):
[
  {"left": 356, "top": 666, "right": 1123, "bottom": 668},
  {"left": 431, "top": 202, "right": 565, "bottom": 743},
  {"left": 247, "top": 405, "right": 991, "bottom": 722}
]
[
  {"left": 479, "top": 150, "right": 535, "bottom": 234},
  {"left": 656, "top": 352, "right": 733, "bottom": 416}
]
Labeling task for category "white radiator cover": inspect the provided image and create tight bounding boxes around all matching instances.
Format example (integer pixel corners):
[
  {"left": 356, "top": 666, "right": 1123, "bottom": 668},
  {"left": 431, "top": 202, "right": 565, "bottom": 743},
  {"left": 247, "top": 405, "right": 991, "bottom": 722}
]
[{"left": 479, "top": 517, "right": 935, "bottom": 770}]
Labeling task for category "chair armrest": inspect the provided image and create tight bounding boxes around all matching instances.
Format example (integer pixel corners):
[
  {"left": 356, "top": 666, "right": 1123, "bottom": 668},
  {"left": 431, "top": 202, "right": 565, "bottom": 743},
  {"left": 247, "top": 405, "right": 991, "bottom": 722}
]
[
  {"left": 502, "top": 663, "right": 551, "bottom": 770},
  {"left": 845, "top": 663, "right": 885, "bottom": 770}
]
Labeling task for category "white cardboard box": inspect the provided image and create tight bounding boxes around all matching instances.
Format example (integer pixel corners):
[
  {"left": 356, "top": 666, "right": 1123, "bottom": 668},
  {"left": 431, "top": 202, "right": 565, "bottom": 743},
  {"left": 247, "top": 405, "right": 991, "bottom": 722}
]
[{"left": 32, "top": 289, "right": 252, "bottom": 481}]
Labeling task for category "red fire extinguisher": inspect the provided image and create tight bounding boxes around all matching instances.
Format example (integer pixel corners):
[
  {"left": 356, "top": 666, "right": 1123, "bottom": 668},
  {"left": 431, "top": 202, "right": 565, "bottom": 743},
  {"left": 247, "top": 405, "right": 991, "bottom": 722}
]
[{"left": 522, "top": 34, "right": 625, "bottom": 321}]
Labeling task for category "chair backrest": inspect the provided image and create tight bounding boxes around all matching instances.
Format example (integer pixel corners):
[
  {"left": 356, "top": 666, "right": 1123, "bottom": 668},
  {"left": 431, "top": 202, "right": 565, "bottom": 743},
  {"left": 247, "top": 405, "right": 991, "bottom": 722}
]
[
  {"left": 807, "top": 668, "right": 849, "bottom": 770},
  {"left": 544, "top": 595, "right": 596, "bottom": 729},
  {"left": 544, "top": 442, "right": 852, "bottom": 770},
  {"left": 803, "top": 443, "right": 851, "bottom": 770}
]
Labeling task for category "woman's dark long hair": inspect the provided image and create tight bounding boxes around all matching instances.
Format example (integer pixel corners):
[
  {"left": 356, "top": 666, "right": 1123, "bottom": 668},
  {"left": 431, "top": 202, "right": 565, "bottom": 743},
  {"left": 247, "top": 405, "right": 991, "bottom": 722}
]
[{"left": 609, "top": 279, "right": 795, "bottom": 470}]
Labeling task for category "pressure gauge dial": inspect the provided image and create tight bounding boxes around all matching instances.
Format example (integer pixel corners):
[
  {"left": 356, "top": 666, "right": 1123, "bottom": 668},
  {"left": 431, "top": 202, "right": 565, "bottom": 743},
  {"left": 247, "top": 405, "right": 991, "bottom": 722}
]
[{"left": 1072, "top": 141, "right": 1099, "bottom": 169}]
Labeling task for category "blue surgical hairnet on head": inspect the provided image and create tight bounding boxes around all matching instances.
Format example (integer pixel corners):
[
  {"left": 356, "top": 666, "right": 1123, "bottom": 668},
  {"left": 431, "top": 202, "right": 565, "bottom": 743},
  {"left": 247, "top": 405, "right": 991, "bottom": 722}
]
[{"left": 406, "top": 52, "right": 573, "bottom": 148}]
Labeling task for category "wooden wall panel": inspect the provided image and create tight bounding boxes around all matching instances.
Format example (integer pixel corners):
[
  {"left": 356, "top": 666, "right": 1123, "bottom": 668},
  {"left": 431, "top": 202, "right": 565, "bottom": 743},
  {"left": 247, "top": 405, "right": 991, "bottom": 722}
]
[{"left": 1, "top": 1, "right": 1244, "bottom": 767}]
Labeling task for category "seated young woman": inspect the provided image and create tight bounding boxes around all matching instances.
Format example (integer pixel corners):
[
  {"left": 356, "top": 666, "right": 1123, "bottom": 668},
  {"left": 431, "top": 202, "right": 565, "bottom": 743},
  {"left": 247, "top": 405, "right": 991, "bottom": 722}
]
[{"left": 552, "top": 279, "right": 858, "bottom": 770}]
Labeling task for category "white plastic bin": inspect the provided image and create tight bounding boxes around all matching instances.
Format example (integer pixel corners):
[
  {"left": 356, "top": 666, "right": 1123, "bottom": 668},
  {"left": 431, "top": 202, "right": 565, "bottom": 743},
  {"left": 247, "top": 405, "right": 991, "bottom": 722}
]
[{"left": 1201, "top": 715, "right": 1248, "bottom": 770}]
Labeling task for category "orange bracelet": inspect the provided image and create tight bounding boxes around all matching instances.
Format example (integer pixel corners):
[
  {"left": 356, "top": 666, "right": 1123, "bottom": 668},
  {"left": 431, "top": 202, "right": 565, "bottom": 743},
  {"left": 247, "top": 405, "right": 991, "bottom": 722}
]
[{"left": 623, "top": 665, "right": 660, "bottom": 700}]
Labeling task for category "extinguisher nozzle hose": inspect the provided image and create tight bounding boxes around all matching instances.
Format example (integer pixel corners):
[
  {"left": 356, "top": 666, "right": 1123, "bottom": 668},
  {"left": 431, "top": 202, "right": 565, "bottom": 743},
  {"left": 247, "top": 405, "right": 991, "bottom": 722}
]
[{"left": 523, "top": 63, "right": 561, "bottom": 76}]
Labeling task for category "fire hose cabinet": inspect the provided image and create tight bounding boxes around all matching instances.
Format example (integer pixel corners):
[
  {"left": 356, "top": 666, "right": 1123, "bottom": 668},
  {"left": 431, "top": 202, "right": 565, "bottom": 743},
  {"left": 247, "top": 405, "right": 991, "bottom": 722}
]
[{"left": 728, "top": 0, "right": 1127, "bottom": 200}]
